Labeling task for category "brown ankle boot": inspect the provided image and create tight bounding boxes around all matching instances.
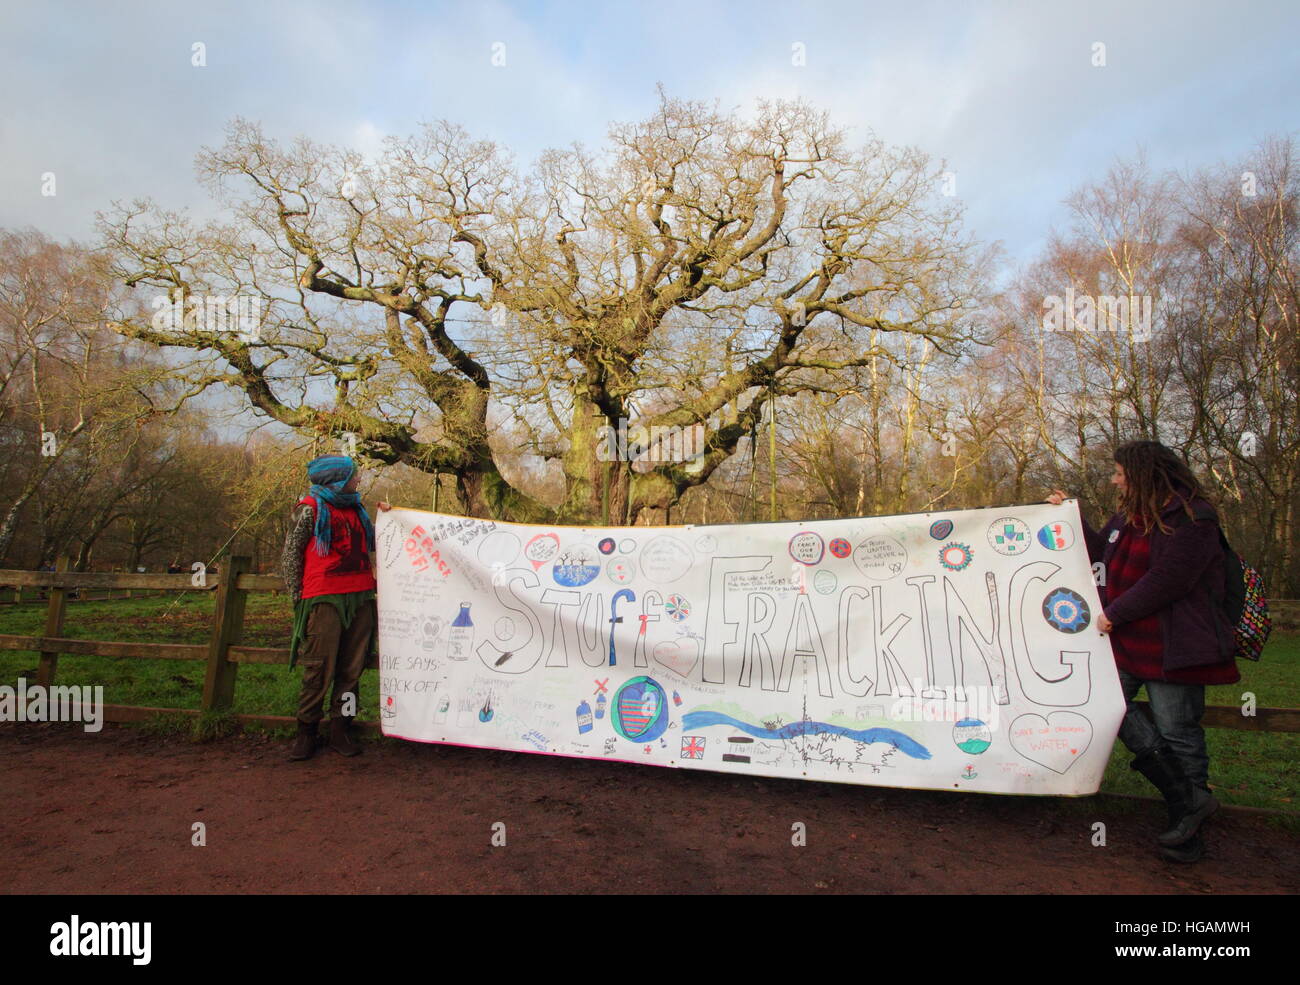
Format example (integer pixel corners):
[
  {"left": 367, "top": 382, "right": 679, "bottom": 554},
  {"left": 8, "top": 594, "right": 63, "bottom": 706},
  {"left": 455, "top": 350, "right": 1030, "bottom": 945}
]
[
  {"left": 289, "top": 722, "right": 318, "bottom": 761},
  {"left": 329, "top": 716, "right": 361, "bottom": 757}
]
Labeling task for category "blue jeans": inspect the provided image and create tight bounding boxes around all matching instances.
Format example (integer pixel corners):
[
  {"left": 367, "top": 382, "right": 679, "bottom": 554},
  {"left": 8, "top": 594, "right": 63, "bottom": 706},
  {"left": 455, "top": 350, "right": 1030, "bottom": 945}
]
[{"left": 1116, "top": 669, "right": 1211, "bottom": 791}]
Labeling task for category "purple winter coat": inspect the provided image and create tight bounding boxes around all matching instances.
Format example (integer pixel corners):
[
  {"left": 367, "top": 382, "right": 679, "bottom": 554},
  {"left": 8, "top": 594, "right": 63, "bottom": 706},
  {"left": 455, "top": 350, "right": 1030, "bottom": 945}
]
[{"left": 1081, "top": 493, "right": 1238, "bottom": 676}]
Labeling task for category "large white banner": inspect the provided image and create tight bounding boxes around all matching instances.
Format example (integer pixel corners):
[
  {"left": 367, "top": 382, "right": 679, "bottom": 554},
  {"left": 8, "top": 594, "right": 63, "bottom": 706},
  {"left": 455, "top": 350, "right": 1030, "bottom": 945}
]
[{"left": 375, "top": 502, "right": 1125, "bottom": 795}]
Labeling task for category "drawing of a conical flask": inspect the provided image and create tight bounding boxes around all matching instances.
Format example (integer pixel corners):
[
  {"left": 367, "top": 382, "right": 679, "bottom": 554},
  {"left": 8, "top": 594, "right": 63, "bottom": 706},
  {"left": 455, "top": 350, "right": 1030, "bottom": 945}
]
[
  {"left": 577, "top": 700, "right": 593, "bottom": 734},
  {"left": 446, "top": 603, "right": 474, "bottom": 661}
]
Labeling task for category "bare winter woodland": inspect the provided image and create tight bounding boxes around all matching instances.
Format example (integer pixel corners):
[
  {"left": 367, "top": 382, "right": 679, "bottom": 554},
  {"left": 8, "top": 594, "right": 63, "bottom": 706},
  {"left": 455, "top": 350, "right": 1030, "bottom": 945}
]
[{"left": 1, "top": 98, "right": 1295, "bottom": 592}]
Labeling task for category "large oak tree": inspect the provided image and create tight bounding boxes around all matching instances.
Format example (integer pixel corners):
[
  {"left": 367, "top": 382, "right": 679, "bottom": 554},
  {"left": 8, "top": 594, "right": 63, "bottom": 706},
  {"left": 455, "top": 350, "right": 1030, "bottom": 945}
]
[{"left": 103, "top": 95, "right": 987, "bottom": 524}]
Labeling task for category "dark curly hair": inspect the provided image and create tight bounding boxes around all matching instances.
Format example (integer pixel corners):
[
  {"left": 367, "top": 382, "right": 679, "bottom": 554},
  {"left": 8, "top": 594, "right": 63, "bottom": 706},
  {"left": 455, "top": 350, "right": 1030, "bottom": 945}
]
[{"left": 1113, "top": 440, "right": 1211, "bottom": 534}]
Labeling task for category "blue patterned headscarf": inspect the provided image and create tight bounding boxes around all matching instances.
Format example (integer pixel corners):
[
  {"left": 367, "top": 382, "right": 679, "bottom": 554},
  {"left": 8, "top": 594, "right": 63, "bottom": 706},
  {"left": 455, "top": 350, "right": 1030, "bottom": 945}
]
[{"left": 306, "top": 455, "right": 375, "bottom": 556}]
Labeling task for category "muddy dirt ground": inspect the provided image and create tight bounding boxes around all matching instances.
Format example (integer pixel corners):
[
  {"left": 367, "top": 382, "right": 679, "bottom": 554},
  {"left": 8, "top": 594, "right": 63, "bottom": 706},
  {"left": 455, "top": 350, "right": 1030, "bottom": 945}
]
[{"left": 2, "top": 724, "right": 1295, "bottom": 894}]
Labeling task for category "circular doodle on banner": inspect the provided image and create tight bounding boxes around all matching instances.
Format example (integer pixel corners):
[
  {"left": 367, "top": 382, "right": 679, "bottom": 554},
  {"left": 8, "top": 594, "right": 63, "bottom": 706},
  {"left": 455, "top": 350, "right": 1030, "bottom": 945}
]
[
  {"left": 640, "top": 535, "right": 693, "bottom": 583},
  {"left": 938, "top": 541, "right": 973, "bottom": 572},
  {"left": 606, "top": 557, "right": 635, "bottom": 585},
  {"left": 813, "top": 569, "right": 837, "bottom": 595},
  {"left": 953, "top": 718, "right": 992, "bottom": 754},
  {"left": 829, "top": 537, "right": 851, "bottom": 559},
  {"left": 552, "top": 546, "right": 600, "bottom": 587},
  {"left": 494, "top": 616, "right": 515, "bottom": 639},
  {"left": 524, "top": 532, "right": 560, "bottom": 570},
  {"left": 988, "top": 517, "right": 1032, "bottom": 556},
  {"left": 619, "top": 538, "right": 636, "bottom": 553},
  {"left": 612, "top": 676, "right": 670, "bottom": 743},
  {"left": 929, "top": 519, "right": 954, "bottom": 540},
  {"left": 789, "top": 531, "right": 825, "bottom": 566},
  {"left": 1043, "top": 587, "right": 1091, "bottom": 633},
  {"left": 694, "top": 534, "right": 717, "bottom": 553},
  {"left": 665, "top": 594, "right": 691, "bottom": 621},
  {"left": 1037, "top": 521, "right": 1075, "bottom": 551},
  {"left": 597, "top": 537, "right": 616, "bottom": 555},
  {"left": 478, "top": 530, "right": 521, "bottom": 567},
  {"left": 853, "top": 535, "right": 908, "bottom": 580}
]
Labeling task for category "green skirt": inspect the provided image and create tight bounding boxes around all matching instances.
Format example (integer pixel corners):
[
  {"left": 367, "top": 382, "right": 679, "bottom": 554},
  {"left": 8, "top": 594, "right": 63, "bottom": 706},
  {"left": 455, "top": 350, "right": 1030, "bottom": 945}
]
[{"left": 288, "top": 589, "right": 377, "bottom": 669}]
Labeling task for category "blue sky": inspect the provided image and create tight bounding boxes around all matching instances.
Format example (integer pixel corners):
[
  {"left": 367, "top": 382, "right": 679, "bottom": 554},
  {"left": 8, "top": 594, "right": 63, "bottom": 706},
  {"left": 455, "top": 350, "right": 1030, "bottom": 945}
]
[{"left": 2, "top": 0, "right": 1297, "bottom": 273}]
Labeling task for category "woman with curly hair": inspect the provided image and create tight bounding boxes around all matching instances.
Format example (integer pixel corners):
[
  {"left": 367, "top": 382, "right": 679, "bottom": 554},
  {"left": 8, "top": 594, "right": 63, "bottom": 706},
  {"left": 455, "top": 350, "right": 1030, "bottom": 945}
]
[{"left": 1048, "top": 440, "right": 1238, "bottom": 863}]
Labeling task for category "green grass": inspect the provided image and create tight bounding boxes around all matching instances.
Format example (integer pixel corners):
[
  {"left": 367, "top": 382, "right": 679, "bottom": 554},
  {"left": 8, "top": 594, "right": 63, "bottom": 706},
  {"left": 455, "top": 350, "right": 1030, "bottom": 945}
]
[
  {"left": 0, "top": 593, "right": 379, "bottom": 723},
  {"left": 1098, "top": 633, "right": 1299, "bottom": 813},
  {"left": 0, "top": 594, "right": 1294, "bottom": 811}
]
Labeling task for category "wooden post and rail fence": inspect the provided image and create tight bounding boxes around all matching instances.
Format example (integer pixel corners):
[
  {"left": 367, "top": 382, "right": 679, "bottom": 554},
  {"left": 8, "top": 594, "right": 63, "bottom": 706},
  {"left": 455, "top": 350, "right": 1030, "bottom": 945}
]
[
  {"left": 0, "top": 556, "right": 378, "bottom": 731},
  {"left": 1, "top": 557, "right": 1298, "bottom": 736}
]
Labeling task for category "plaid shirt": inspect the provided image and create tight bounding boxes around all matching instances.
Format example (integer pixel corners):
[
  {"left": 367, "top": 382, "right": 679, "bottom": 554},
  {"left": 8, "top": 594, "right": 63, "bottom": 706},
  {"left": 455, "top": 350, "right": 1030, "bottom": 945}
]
[{"left": 1105, "top": 519, "right": 1165, "bottom": 679}]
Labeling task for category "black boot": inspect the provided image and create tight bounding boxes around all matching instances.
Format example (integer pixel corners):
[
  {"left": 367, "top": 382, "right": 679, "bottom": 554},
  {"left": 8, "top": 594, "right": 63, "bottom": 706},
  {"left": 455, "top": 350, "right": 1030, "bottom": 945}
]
[
  {"left": 1130, "top": 745, "right": 1218, "bottom": 847},
  {"left": 289, "top": 721, "right": 318, "bottom": 761},
  {"left": 1160, "top": 831, "right": 1205, "bottom": 863}
]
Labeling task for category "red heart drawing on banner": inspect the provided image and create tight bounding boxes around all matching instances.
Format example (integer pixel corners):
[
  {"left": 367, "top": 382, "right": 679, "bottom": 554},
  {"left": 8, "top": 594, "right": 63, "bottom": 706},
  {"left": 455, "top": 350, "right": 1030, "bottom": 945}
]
[{"left": 653, "top": 639, "right": 699, "bottom": 678}]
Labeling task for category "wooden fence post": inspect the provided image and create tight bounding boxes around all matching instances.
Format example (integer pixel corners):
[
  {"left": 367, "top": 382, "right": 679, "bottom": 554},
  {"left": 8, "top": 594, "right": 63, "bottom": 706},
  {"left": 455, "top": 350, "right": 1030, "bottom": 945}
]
[
  {"left": 35, "top": 557, "right": 71, "bottom": 687},
  {"left": 201, "top": 555, "right": 250, "bottom": 713}
]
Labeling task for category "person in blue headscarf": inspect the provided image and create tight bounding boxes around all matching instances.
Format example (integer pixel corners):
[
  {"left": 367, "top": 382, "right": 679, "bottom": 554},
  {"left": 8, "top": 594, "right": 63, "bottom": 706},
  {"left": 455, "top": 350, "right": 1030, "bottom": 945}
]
[{"left": 281, "top": 455, "right": 390, "bottom": 760}]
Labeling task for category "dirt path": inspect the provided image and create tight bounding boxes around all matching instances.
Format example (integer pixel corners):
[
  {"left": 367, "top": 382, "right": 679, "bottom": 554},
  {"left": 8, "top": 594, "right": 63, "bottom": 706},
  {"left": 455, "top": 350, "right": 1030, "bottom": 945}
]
[{"left": 2, "top": 724, "right": 1295, "bottom": 894}]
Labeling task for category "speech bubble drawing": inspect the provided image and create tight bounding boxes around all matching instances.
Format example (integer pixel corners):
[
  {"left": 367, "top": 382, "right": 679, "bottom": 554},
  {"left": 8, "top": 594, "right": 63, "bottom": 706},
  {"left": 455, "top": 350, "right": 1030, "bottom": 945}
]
[{"left": 524, "top": 532, "right": 560, "bottom": 570}]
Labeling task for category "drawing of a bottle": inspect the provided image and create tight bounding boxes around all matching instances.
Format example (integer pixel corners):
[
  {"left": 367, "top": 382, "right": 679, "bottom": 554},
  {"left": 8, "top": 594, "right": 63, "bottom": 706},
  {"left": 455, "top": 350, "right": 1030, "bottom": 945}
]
[
  {"left": 672, "top": 689, "right": 683, "bottom": 707},
  {"left": 576, "top": 700, "right": 593, "bottom": 734},
  {"left": 435, "top": 691, "right": 450, "bottom": 724},
  {"left": 595, "top": 693, "right": 607, "bottom": 719},
  {"left": 446, "top": 603, "right": 473, "bottom": 661}
]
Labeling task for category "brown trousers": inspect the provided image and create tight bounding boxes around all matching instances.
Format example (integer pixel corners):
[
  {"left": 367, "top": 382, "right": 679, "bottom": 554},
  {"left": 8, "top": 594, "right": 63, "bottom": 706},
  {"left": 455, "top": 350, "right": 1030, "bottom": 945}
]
[{"left": 296, "top": 600, "right": 375, "bottom": 725}]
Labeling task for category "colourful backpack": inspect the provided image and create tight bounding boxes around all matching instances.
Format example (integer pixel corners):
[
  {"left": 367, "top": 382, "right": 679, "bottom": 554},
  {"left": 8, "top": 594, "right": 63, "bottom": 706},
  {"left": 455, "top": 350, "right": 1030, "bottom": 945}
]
[{"left": 1217, "top": 532, "right": 1272, "bottom": 661}]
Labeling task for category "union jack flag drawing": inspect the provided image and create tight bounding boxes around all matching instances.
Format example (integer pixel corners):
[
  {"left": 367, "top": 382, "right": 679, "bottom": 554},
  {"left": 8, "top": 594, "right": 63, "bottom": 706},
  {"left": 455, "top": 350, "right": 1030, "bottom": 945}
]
[{"left": 681, "top": 736, "right": 706, "bottom": 760}]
